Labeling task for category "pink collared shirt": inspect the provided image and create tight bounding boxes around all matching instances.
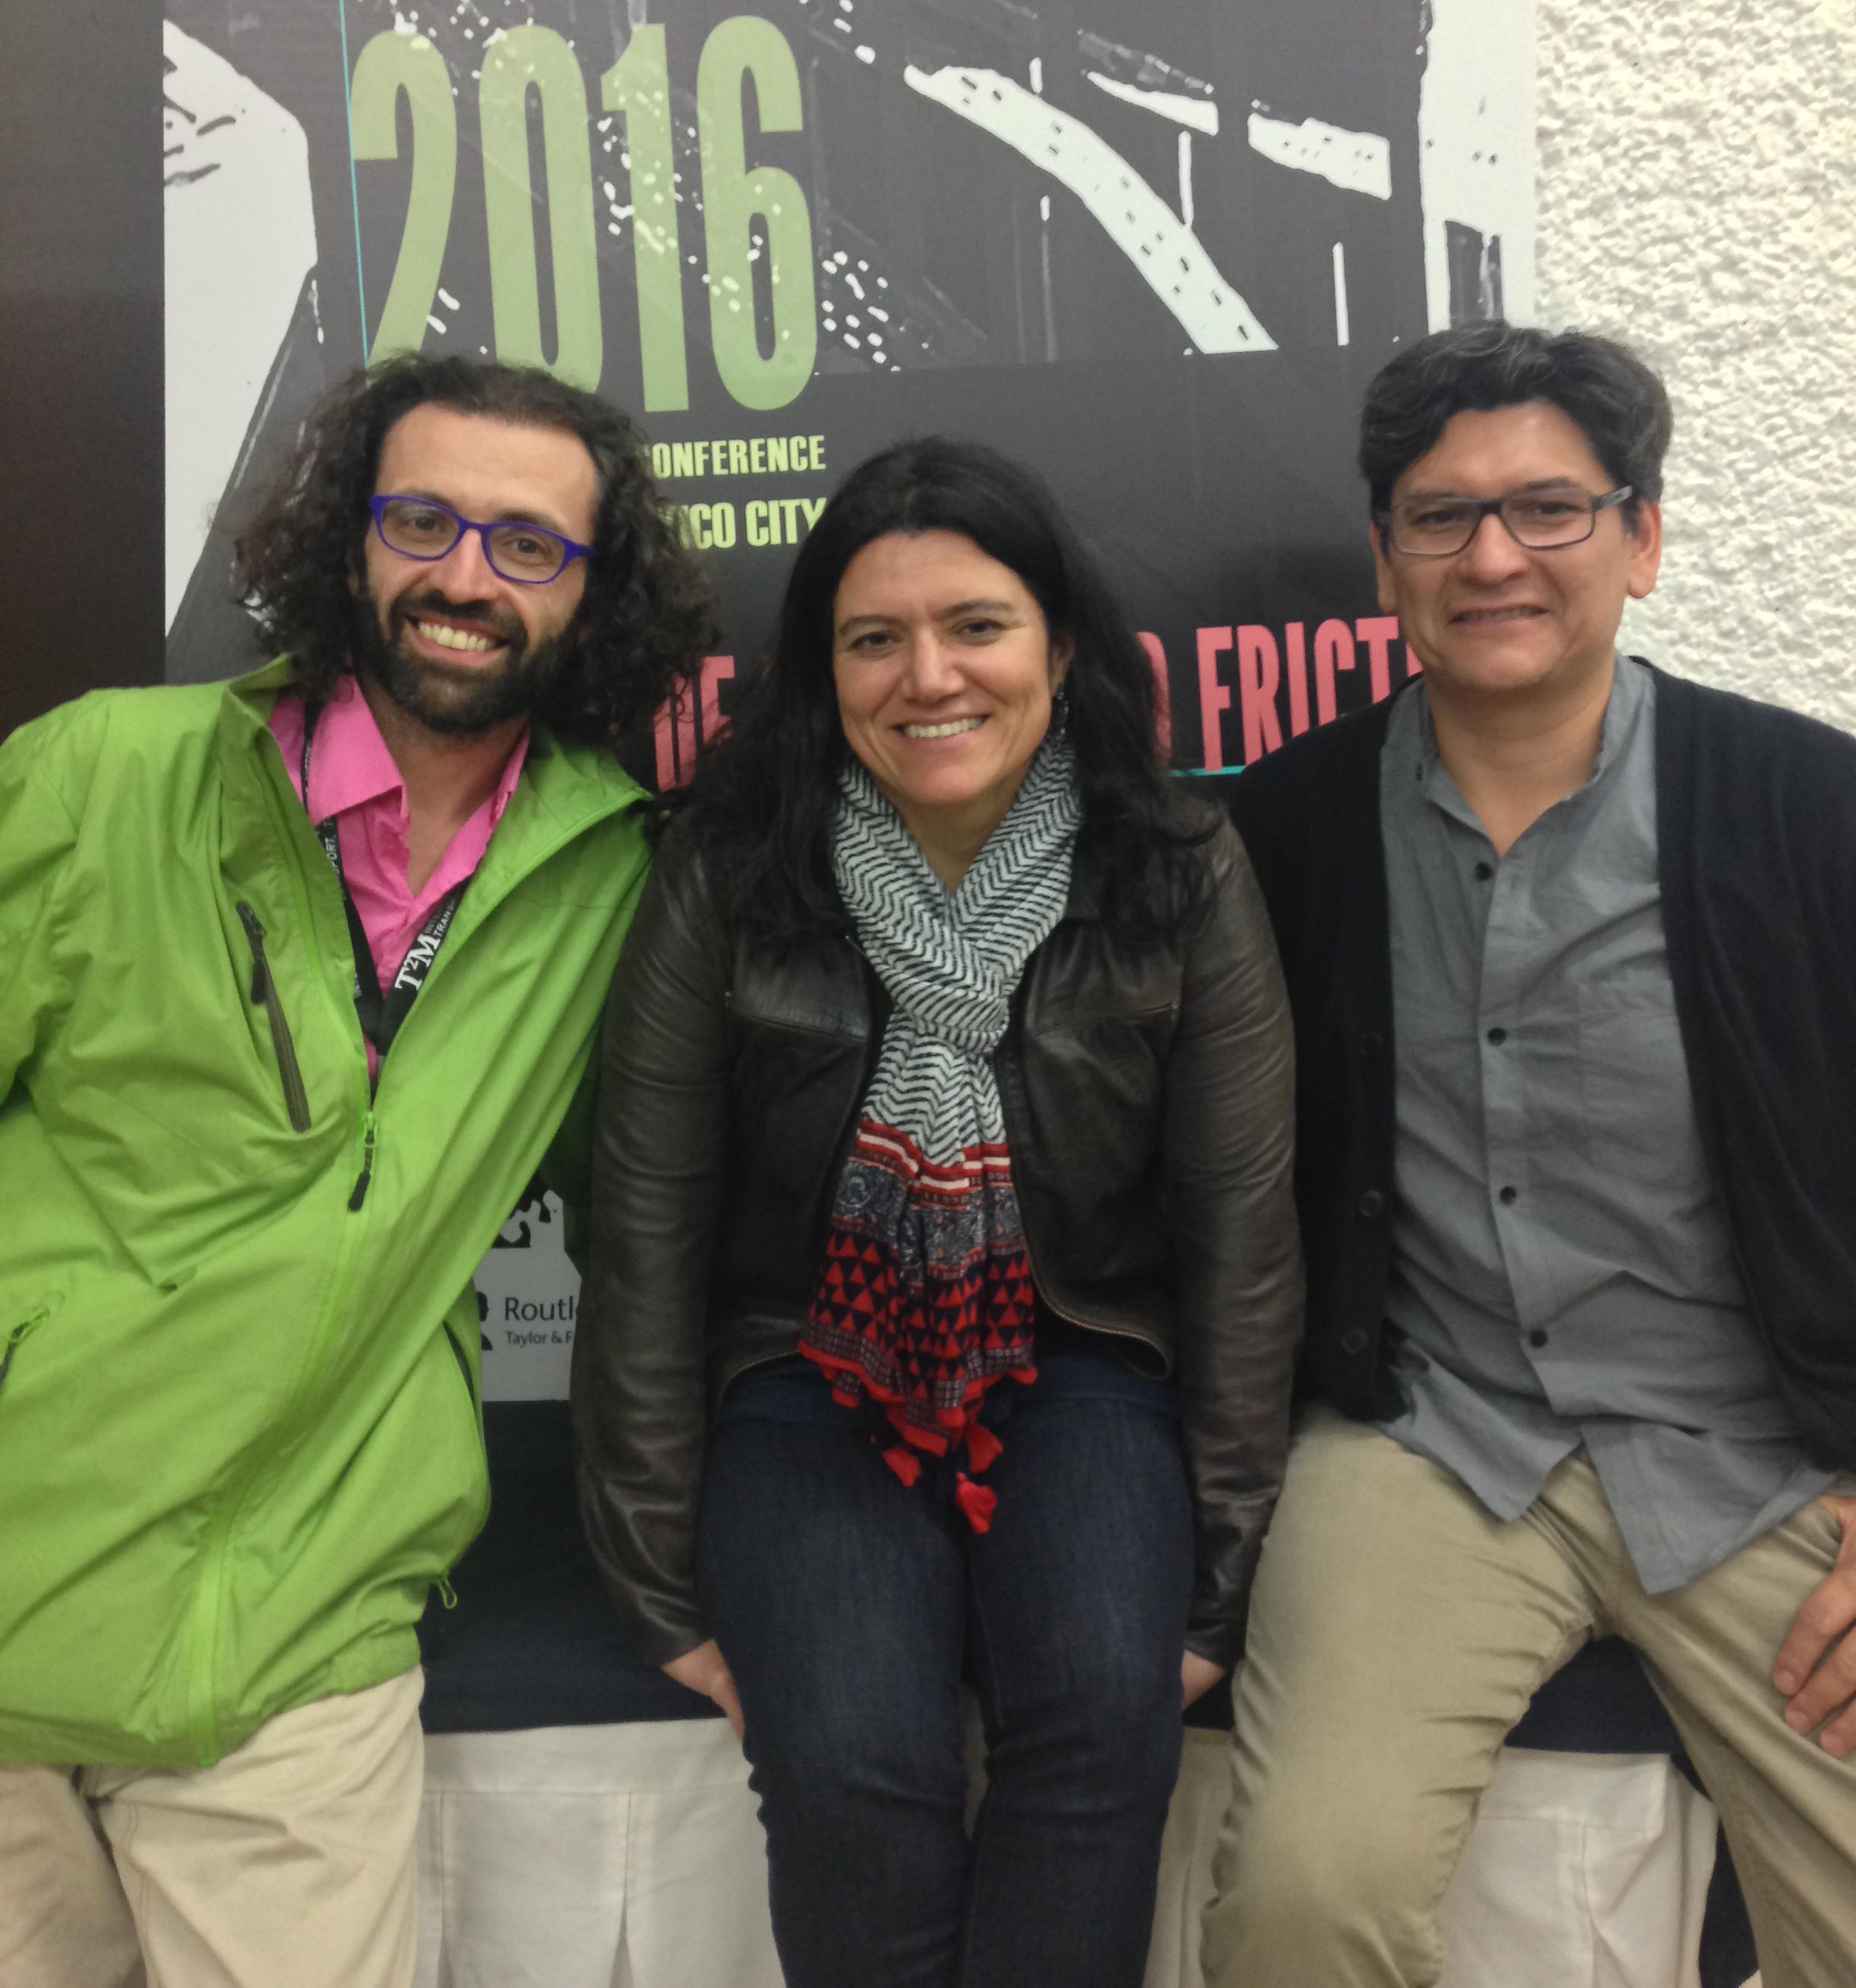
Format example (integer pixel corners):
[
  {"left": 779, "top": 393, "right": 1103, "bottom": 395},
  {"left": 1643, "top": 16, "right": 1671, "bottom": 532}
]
[{"left": 270, "top": 679, "right": 528, "bottom": 1071}]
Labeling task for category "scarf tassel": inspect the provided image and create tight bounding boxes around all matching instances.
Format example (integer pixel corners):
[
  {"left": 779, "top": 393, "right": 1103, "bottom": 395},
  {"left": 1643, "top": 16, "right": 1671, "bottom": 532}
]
[
  {"left": 954, "top": 1472, "right": 998, "bottom": 1533},
  {"left": 881, "top": 1444, "right": 923, "bottom": 1488},
  {"left": 879, "top": 1417, "right": 1006, "bottom": 1532},
  {"left": 964, "top": 1421, "right": 1003, "bottom": 1472}
]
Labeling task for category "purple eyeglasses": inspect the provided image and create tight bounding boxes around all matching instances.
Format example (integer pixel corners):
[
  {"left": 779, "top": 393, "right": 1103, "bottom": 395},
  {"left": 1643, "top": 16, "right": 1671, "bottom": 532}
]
[{"left": 368, "top": 494, "right": 593, "bottom": 585}]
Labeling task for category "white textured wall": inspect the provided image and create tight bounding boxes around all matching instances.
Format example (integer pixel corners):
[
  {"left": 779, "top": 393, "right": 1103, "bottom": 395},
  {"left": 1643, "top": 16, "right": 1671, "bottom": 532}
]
[{"left": 1534, "top": 0, "right": 1856, "bottom": 732}]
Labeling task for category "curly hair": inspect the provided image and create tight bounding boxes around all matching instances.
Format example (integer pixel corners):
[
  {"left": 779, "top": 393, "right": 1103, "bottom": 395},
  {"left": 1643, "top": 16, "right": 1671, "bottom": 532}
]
[
  {"left": 233, "top": 354, "right": 716, "bottom": 750},
  {"left": 673, "top": 436, "right": 1218, "bottom": 947},
  {"left": 1359, "top": 321, "right": 1673, "bottom": 528}
]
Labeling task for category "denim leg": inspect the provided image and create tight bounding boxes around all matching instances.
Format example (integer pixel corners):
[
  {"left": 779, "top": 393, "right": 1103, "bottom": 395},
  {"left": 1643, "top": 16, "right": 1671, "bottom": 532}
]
[
  {"left": 961, "top": 1393, "right": 1195, "bottom": 1988},
  {"left": 698, "top": 1413, "right": 972, "bottom": 1988}
]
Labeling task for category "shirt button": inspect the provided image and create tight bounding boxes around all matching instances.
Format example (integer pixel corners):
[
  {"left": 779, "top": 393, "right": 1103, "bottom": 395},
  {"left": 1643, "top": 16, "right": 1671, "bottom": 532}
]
[
  {"left": 1340, "top": 1327, "right": 1371, "bottom": 1356},
  {"left": 1486, "top": 1026, "right": 1507, "bottom": 1046},
  {"left": 1358, "top": 1189, "right": 1386, "bottom": 1217},
  {"left": 1528, "top": 1329, "right": 1549, "bottom": 1350},
  {"left": 1473, "top": 861, "right": 1494, "bottom": 881},
  {"left": 1498, "top": 1185, "right": 1519, "bottom": 1205}
]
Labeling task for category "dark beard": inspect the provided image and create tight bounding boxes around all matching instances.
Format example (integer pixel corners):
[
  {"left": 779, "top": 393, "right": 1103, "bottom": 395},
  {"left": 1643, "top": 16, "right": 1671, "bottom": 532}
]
[{"left": 352, "top": 588, "right": 573, "bottom": 736}]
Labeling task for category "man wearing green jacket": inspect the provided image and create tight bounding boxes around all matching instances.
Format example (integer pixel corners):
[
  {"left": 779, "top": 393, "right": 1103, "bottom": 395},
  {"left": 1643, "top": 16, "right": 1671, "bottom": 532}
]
[{"left": 0, "top": 355, "right": 713, "bottom": 1988}]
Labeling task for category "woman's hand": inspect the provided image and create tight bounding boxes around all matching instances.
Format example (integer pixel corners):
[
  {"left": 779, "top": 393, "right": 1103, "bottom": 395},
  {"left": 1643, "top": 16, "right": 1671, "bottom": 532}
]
[
  {"left": 1181, "top": 1650, "right": 1227, "bottom": 1710},
  {"left": 663, "top": 1639, "right": 745, "bottom": 1738}
]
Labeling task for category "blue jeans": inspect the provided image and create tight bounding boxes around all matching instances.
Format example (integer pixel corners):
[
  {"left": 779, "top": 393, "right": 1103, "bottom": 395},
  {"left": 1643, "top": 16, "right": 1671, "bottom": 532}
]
[{"left": 699, "top": 1350, "right": 1194, "bottom": 1988}]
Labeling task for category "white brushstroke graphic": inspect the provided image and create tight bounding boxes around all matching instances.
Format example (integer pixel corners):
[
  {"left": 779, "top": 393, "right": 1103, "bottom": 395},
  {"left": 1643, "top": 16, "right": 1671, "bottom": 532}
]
[
  {"left": 904, "top": 65, "right": 1273, "bottom": 354},
  {"left": 1086, "top": 71, "right": 1220, "bottom": 136},
  {"left": 163, "top": 22, "right": 317, "bottom": 632},
  {"left": 1247, "top": 111, "right": 1391, "bottom": 200},
  {"left": 1418, "top": 0, "right": 1536, "bottom": 330}
]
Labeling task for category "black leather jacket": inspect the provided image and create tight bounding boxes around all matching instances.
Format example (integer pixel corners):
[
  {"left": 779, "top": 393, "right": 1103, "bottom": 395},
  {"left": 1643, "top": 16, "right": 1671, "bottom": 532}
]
[{"left": 572, "top": 817, "right": 1303, "bottom": 1670}]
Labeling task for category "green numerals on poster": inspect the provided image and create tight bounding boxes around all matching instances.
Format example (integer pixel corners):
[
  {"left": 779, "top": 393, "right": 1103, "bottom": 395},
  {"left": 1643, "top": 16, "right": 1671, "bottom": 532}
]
[
  {"left": 350, "top": 31, "right": 457, "bottom": 368},
  {"left": 353, "top": 17, "right": 818, "bottom": 412},
  {"left": 481, "top": 27, "right": 602, "bottom": 390},
  {"left": 694, "top": 17, "right": 816, "bottom": 412},
  {"left": 604, "top": 17, "right": 817, "bottom": 411},
  {"left": 602, "top": 26, "right": 687, "bottom": 411}
]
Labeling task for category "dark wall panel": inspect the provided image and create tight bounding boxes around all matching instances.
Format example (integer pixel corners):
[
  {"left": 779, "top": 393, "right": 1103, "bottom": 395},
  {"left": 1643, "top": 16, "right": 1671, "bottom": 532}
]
[{"left": 0, "top": 0, "right": 164, "bottom": 741}]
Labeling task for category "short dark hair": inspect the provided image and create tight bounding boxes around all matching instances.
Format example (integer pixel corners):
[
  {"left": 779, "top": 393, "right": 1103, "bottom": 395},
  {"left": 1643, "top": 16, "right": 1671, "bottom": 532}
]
[
  {"left": 1359, "top": 321, "right": 1673, "bottom": 525},
  {"left": 233, "top": 353, "right": 716, "bottom": 750},
  {"left": 675, "top": 436, "right": 1216, "bottom": 945}
]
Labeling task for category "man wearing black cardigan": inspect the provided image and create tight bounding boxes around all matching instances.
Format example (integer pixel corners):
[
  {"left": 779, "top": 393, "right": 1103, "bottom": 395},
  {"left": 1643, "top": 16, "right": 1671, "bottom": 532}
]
[{"left": 1203, "top": 321, "right": 1856, "bottom": 1988}]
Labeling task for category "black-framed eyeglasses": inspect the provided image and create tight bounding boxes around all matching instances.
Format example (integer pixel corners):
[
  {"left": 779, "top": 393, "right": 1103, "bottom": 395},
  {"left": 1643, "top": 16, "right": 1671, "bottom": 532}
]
[
  {"left": 368, "top": 495, "right": 593, "bottom": 585},
  {"left": 1378, "top": 484, "right": 1635, "bottom": 557}
]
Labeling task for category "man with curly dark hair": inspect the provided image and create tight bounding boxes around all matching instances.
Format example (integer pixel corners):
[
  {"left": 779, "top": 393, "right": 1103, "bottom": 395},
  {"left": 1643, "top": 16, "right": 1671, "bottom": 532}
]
[{"left": 0, "top": 355, "right": 713, "bottom": 1988}]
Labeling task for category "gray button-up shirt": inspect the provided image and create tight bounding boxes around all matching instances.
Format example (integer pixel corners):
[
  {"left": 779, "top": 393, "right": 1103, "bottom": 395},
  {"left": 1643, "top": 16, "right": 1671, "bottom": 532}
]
[{"left": 1377, "top": 657, "right": 1832, "bottom": 1592}]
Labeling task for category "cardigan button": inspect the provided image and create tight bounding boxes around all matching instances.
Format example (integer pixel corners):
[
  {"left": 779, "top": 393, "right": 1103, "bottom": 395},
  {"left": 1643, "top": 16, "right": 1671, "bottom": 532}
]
[
  {"left": 1358, "top": 1188, "right": 1386, "bottom": 1217},
  {"left": 1359, "top": 1030, "right": 1385, "bottom": 1057},
  {"left": 1340, "top": 1327, "right": 1371, "bottom": 1356}
]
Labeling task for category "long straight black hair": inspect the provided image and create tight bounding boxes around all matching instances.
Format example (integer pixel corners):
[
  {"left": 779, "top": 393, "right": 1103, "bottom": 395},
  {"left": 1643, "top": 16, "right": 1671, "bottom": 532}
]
[{"left": 672, "top": 436, "right": 1217, "bottom": 945}]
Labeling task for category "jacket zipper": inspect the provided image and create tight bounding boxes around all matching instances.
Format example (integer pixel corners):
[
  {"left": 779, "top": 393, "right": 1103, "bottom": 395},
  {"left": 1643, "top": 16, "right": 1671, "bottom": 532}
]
[
  {"left": 348, "top": 1113, "right": 378, "bottom": 1211},
  {"left": 187, "top": 1119, "right": 379, "bottom": 1761},
  {"left": 988, "top": 1026, "right": 1171, "bottom": 1366},
  {"left": 236, "top": 903, "right": 312, "bottom": 1132},
  {"left": 1011, "top": 1216, "right": 1169, "bottom": 1362},
  {"left": 183, "top": 754, "right": 635, "bottom": 1759},
  {"left": 716, "top": 937, "right": 876, "bottom": 1400},
  {"left": 0, "top": 1312, "right": 45, "bottom": 1394}
]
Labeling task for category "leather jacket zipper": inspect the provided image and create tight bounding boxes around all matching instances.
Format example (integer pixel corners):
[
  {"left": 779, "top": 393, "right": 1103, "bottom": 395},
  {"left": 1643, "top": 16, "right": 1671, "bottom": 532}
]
[
  {"left": 989, "top": 1042, "right": 1171, "bottom": 1367},
  {"left": 236, "top": 902, "right": 312, "bottom": 1132}
]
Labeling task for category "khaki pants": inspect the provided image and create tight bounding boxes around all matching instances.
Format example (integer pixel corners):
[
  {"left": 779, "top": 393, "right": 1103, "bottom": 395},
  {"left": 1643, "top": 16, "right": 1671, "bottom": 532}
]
[
  {"left": 1204, "top": 1410, "right": 1856, "bottom": 1988},
  {"left": 0, "top": 1667, "right": 424, "bottom": 1988}
]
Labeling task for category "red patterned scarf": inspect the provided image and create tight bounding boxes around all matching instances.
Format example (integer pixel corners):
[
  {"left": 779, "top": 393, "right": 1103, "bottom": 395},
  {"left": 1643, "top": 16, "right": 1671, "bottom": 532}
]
[{"left": 801, "top": 741, "right": 1080, "bottom": 1529}]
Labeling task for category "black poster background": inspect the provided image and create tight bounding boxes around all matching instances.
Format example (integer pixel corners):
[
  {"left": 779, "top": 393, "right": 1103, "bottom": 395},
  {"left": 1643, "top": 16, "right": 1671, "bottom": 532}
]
[{"left": 155, "top": 0, "right": 1495, "bottom": 779}]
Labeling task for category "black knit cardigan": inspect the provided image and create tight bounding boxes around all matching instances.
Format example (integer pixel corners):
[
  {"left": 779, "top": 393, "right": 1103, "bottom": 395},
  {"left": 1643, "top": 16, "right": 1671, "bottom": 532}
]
[{"left": 1224, "top": 661, "right": 1856, "bottom": 1471}]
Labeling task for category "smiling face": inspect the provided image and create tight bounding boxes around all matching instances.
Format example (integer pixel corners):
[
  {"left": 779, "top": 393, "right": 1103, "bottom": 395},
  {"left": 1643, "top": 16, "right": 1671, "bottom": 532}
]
[
  {"left": 832, "top": 529, "right": 1070, "bottom": 873},
  {"left": 356, "top": 403, "right": 600, "bottom": 735},
  {"left": 1372, "top": 400, "right": 1661, "bottom": 710}
]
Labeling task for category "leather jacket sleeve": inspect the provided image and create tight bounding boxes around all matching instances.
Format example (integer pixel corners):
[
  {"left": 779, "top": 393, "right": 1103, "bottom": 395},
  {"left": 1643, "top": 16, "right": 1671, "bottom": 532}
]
[
  {"left": 571, "top": 830, "right": 730, "bottom": 1667},
  {"left": 1168, "top": 822, "right": 1304, "bottom": 1667}
]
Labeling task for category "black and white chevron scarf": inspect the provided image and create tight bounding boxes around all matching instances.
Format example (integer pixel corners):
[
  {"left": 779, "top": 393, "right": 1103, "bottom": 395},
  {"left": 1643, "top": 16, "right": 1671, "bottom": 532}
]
[{"left": 801, "top": 735, "right": 1081, "bottom": 1529}]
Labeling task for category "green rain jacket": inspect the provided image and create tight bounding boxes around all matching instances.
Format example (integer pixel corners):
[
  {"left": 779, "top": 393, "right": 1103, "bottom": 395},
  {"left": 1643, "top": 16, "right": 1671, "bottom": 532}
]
[{"left": 0, "top": 660, "right": 650, "bottom": 1767}]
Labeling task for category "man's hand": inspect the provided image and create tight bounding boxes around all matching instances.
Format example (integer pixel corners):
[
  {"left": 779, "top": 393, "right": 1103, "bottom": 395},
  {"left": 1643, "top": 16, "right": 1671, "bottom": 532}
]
[
  {"left": 1182, "top": 1650, "right": 1227, "bottom": 1711},
  {"left": 1773, "top": 1492, "right": 1856, "bottom": 1757},
  {"left": 663, "top": 1638, "right": 745, "bottom": 1739}
]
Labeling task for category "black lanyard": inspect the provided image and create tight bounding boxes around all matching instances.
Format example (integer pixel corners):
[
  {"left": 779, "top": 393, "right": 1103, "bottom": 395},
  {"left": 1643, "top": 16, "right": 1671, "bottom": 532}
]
[{"left": 301, "top": 701, "right": 467, "bottom": 1061}]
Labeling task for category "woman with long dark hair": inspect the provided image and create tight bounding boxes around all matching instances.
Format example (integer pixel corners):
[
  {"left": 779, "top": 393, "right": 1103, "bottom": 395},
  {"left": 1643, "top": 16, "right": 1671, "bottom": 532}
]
[{"left": 572, "top": 438, "right": 1302, "bottom": 1988}]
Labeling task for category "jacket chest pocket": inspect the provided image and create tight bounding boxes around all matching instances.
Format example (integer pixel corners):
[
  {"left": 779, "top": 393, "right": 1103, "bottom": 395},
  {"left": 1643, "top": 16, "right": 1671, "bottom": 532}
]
[
  {"left": 729, "top": 934, "right": 873, "bottom": 1039},
  {"left": 1014, "top": 1003, "right": 1178, "bottom": 1166},
  {"left": 1017, "top": 919, "right": 1184, "bottom": 1039}
]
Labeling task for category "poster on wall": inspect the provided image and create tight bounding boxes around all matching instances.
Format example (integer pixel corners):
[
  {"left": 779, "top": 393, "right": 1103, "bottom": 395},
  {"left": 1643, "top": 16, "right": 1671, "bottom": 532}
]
[{"left": 161, "top": 0, "right": 1534, "bottom": 1406}]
